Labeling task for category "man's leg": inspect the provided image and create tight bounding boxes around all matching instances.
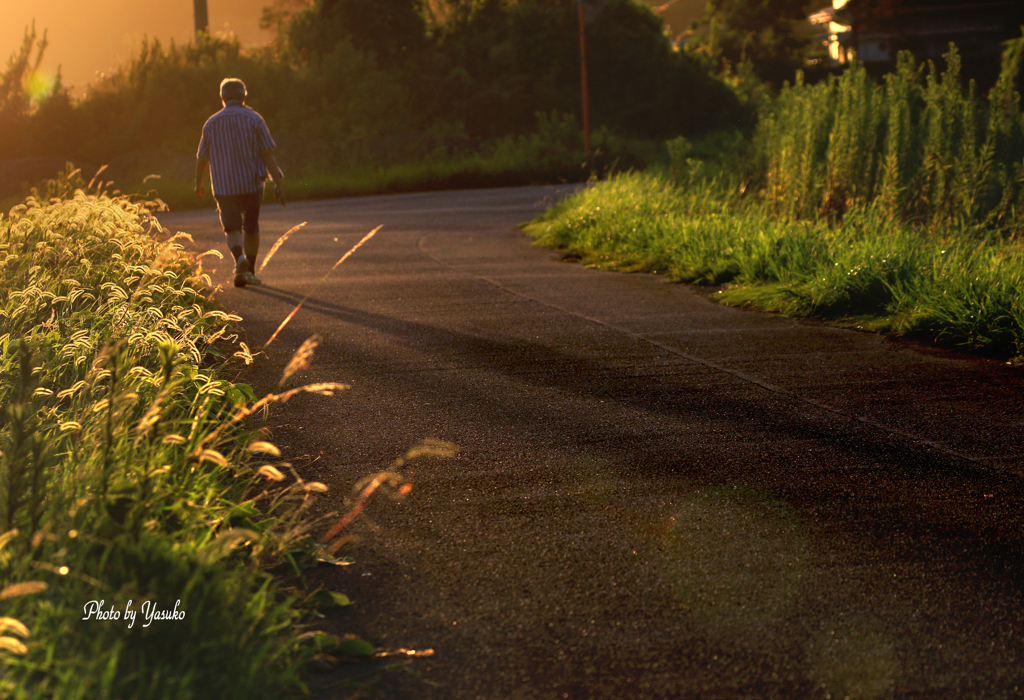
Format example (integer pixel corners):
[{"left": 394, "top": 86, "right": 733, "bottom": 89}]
[
  {"left": 241, "top": 190, "right": 263, "bottom": 276},
  {"left": 214, "top": 193, "right": 250, "bottom": 287}
]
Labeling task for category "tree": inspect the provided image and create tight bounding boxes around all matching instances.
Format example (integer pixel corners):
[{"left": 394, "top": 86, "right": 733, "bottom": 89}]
[
  {"left": 0, "top": 24, "right": 48, "bottom": 124},
  {"left": 0, "top": 24, "right": 74, "bottom": 159},
  {"left": 690, "top": 0, "right": 815, "bottom": 83},
  {"left": 286, "top": 0, "right": 428, "bottom": 70}
]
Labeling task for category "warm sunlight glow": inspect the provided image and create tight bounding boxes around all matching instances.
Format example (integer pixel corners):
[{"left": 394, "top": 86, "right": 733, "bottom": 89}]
[
  {"left": 25, "top": 69, "right": 55, "bottom": 100},
  {"left": 0, "top": 1, "right": 273, "bottom": 93}
]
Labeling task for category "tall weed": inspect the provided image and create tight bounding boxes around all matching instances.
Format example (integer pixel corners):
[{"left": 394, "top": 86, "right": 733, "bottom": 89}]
[
  {"left": 0, "top": 185, "right": 362, "bottom": 697},
  {"left": 756, "top": 38, "right": 1024, "bottom": 235}
]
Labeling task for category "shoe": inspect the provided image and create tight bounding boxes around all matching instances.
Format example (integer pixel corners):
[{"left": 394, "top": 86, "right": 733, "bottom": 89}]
[
  {"left": 233, "top": 256, "right": 249, "bottom": 287},
  {"left": 243, "top": 271, "right": 262, "bottom": 286}
]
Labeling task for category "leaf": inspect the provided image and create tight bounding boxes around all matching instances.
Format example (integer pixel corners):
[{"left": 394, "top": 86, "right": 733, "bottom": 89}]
[
  {"left": 226, "top": 503, "right": 260, "bottom": 529},
  {"left": 329, "top": 591, "right": 351, "bottom": 607},
  {"left": 198, "top": 528, "right": 259, "bottom": 564},
  {"left": 315, "top": 550, "right": 354, "bottom": 567},
  {"left": 224, "top": 385, "right": 248, "bottom": 408},
  {"left": 234, "top": 383, "right": 257, "bottom": 402},
  {"left": 297, "top": 630, "right": 341, "bottom": 654},
  {"left": 305, "top": 587, "right": 351, "bottom": 610},
  {"left": 335, "top": 636, "right": 375, "bottom": 658}
]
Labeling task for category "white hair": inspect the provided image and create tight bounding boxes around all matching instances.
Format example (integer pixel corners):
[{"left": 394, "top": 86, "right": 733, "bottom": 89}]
[{"left": 219, "top": 78, "right": 247, "bottom": 102}]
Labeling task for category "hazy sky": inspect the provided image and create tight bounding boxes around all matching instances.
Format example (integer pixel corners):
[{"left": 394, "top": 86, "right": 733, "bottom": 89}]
[{"left": 1, "top": 1, "right": 273, "bottom": 94}]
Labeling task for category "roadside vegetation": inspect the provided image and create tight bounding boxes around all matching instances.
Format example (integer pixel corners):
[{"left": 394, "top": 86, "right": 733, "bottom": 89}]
[
  {"left": 0, "top": 0, "right": 745, "bottom": 209},
  {"left": 527, "top": 38, "right": 1024, "bottom": 361},
  {"left": 0, "top": 170, "right": 423, "bottom": 697}
]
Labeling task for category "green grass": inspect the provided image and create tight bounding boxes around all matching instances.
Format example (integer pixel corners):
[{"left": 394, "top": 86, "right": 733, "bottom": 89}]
[
  {"left": 0, "top": 112, "right": 659, "bottom": 214},
  {"left": 526, "top": 171, "right": 1024, "bottom": 360},
  {"left": 139, "top": 155, "right": 601, "bottom": 213},
  {"left": 755, "top": 41, "right": 1024, "bottom": 233},
  {"left": 0, "top": 179, "right": 404, "bottom": 697},
  {"left": 526, "top": 38, "right": 1024, "bottom": 362}
]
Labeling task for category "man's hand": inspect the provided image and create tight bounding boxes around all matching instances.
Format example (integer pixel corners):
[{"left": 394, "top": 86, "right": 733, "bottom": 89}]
[
  {"left": 195, "top": 157, "right": 210, "bottom": 199},
  {"left": 261, "top": 149, "right": 286, "bottom": 207}
]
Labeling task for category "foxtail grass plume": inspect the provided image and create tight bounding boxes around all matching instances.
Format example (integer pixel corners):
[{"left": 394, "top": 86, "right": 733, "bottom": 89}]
[
  {"left": 87, "top": 164, "right": 108, "bottom": 191},
  {"left": 257, "top": 465, "right": 286, "bottom": 481},
  {"left": 247, "top": 441, "right": 282, "bottom": 457},
  {"left": 0, "top": 581, "right": 47, "bottom": 600},
  {"left": 259, "top": 222, "right": 307, "bottom": 273},
  {"left": 264, "top": 225, "right": 382, "bottom": 348},
  {"left": 280, "top": 335, "right": 321, "bottom": 387}
]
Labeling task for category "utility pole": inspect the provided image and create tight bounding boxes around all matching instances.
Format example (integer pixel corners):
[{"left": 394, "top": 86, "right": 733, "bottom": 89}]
[
  {"left": 194, "top": 0, "right": 210, "bottom": 35},
  {"left": 577, "top": 0, "right": 590, "bottom": 153}
]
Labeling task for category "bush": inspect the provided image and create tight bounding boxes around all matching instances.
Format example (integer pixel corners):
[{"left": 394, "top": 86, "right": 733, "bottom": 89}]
[{"left": 755, "top": 40, "right": 1024, "bottom": 234}]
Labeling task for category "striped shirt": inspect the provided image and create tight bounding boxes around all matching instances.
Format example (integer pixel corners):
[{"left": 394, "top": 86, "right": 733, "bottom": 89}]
[{"left": 197, "top": 101, "right": 276, "bottom": 196}]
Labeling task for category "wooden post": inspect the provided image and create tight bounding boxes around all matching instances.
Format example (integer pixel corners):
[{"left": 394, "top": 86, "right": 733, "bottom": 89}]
[
  {"left": 577, "top": 0, "right": 591, "bottom": 154},
  {"left": 194, "top": 0, "right": 210, "bottom": 35}
]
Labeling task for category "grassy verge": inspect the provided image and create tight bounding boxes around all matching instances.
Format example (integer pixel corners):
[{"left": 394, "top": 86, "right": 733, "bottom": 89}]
[
  {"left": 526, "top": 40, "right": 1024, "bottom": 363},
  {"left": 131, "top": 155, "right": 603, "bottom": 213},
  {"left": 525, "top": 171, "right": 1024, "bottom": 361},
  {"left": 2, "top": 114, "right": 660, "bottom": 214},
  {"left": 0, "top": 181, "right": 395, "bottom": 696}
]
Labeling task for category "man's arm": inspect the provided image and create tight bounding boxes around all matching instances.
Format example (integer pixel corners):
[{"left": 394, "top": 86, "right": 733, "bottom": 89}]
[
  {"left": 260, "top": 148, "right": 286, "bottom": 206},
  {"left": 195, "top": 157, "right": 210, "bottom": 198}
]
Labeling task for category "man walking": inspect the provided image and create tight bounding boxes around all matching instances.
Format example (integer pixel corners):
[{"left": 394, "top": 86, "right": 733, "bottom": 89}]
[{"left": 195, "top": 78, "right": 286, "bottom": 287}]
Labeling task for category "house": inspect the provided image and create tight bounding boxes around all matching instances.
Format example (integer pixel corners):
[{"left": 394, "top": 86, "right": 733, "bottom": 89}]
[{"left": 809, "top": 0, "right": 1024, "bottom": 67}]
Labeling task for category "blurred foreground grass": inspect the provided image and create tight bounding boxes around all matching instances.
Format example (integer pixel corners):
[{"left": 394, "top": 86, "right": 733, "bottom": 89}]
[{"left": 0, "top": 174, "right": 439, "bottom": 697}]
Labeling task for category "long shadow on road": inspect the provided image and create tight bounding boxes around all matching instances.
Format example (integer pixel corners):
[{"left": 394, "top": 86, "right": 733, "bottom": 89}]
[
  {"left": 244, "top": 285, "right": 1024, "bottom": 700},
  {"left": 162, "top": 189, "right": 1024, "bottom": 698}
]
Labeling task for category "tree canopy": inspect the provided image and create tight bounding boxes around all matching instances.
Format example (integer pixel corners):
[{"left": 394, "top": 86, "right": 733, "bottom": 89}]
[{"left": 689, "top": 0, "right": 817, "bottom": 83}]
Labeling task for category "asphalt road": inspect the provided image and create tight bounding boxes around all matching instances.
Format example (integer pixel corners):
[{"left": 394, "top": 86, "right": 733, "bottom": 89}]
[{"left": 160, "top": 186, "right": 1024, "bottom": 700}]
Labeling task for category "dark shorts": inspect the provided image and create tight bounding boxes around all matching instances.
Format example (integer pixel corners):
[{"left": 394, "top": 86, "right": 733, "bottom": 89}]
[{"left": 214, "top": 190, "right": 262, "bottom": 235}]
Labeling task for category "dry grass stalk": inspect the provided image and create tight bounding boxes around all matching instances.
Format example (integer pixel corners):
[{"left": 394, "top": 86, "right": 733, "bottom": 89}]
[
  {"left": 319, "top": 438, "right": 456, "bottom": 546},
  {"left": 264, "top": 303, "right": 305, "bottom": 349},
  {"left": 0, "top": 619, "right": 30, "bottom": 638},
  {"left": 263, "top": 225, "right": 382, "bottom": 349},
  {"left": 86, "top": 164, "right": 108, "bottom": 191},
  {"left": 374, "top": 648, "right": 435, "bottom": 658},
  {"left": 319, "top": 473, "right": 392, "bottom": 544},
  {"left": 0, "top": 582, "right": 47, "bottom": 599},
  {"left": 280, "top": 335, "right": 321, "bottom": 387},
  {"left": 259, "top": 222, "right": 307, "bottom": 273}
]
